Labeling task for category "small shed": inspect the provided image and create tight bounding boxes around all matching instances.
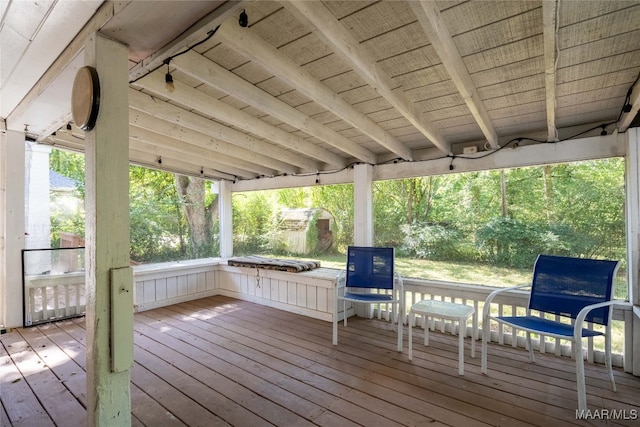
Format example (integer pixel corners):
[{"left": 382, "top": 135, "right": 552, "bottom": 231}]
[{"left": 276, "top": 208, "right": 335, "bottom": 255}]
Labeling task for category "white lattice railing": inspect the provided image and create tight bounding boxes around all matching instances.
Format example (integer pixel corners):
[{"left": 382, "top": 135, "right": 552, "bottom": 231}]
[
  {"left": 22, "top": 261, "right": 633, "bottom": 370},
  {"left": 24, "top": 272, "right": 86, "bottom": 326},
  {"left": 397, "top": 278, "right": 631, "bottom": 368}
]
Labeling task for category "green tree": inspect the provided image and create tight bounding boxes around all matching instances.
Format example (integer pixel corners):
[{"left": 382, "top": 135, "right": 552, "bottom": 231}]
[
  {"left": 129, "top": 167, "right": 185, "bottom": 262},
  {"left": 50, "top": 149, "right": 85, "bottom": 246}
]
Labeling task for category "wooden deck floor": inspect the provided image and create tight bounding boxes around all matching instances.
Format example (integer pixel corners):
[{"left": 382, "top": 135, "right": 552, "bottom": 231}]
[{"left": 2, "top": 295, "right": 639, "bottom": 427}]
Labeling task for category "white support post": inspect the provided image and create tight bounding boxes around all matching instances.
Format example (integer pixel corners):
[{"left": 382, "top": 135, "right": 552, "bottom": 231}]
[
  {"left": 626, "top": 127, "right": 640, "bottom": 376},
  {"left": 354, "top": 163, "right": 373, "bottom": 246},
  {"left": 629, "top": 128, "right": 640, "bottom": 308},
  {"left": 353, "top": 163, "right": 374, "bottom": 318},
  {"left": 83, "top": 32, "right": 132, "bottom": 426},
  {"left": 219, "top": 179, "right": 233, "bottom": 257},
  {"left": 0, "top": 131, "right": 26, "bottom": 328}
]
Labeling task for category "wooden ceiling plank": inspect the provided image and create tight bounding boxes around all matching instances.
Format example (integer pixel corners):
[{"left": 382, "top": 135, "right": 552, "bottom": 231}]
[
  {"left": 410, "top": 0, "right": 499, "bottom": 149},
  {"left": 172, "top": 51, "right": 359, "bottom": 166},
  {"left": 132, "top": 77, "right": 317, "bottom": 172},
  {"left": 283, "top": 0, "right": 449, "bottom": 156},
  {"left": 216, "top": 19, "right": 413, "bottom": 161},
  {"left": 543, "top": 0, "right": 559, "bottom": 142}
]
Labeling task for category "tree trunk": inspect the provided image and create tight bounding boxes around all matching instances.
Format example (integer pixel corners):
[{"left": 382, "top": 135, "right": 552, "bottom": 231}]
[
  {"left": 175, "top": 174, "right": 212, "bottom": 258},
  {"left": 406, "top": 179, "right": 414, "bottom": 224},
  {"left": 500, "top": 169, "right": 507, "bottom": 217},
  {"left": 543, "top": 165, "right": 553, "bottom": 222}
]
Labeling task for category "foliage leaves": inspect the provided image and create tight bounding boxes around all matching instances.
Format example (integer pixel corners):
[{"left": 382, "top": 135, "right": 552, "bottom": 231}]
[{"left": 50, "top": 147, "right": 625, "bottom": 278}]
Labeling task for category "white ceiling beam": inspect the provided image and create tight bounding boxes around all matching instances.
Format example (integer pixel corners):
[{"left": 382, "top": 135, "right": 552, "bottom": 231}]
[
  {"left": 409, "top": 1, "right": 499, "bottom": 149},
  {"left": 129, "top": 126, "right": 261, "bottom": 179},
  {"left": 172, "top": 51, "right": 369, "bottom": 165},
  {"left": 618, "top": 76, "right": 640, "bottom": 133},
  {"left": 48, "top": 127, "right": 252, "bottom": 180},
  {"left": 232, "top": 166, "right": 354, "bottom": 193},
  {"left": 44, "top": 133, "right": 86, "bottom": 152},
  {"left": 135, "top": 71, "right": 321, "bottom": 172},
  {"left": 543, "top": 0, "right": 559, "bottom": 142},
  {"left": 376, "top": 134, "right": 625, "bottom": 181},
  {"left": 128, "top": 105, "right": 286, "bottom": 176},
  {"left": 234, "top": 133, "right": 626, "bottom": 192},
  {"left": 283, "top": 0, "right": 451, "bottom": 156},
  {"left": 128, "top": 148, "right": 236, "bottom": 181},
  {"left": 217, "top": 20, "right": 414, "bottom": 161}
]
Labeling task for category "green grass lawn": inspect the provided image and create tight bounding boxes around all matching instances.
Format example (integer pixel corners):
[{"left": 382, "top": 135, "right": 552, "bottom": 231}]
[{"left": 273, "top": 252, "right": 532, "bottom": 288}]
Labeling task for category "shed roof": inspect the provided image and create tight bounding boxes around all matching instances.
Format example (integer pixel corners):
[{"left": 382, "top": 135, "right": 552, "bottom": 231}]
[{"left": 49, "top": 170, "right": 78, "bottom": 190}]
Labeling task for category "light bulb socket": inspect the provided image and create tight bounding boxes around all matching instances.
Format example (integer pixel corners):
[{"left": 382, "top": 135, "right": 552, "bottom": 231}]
[
  {"left": 623, "top": 103, "right": 633, "bottom": 113},
  {"left": 239, "top": 10, "right": 248, "bottom": 27},
  {"left": 165, "top": 72, "right": 175, "bottom": 93}
]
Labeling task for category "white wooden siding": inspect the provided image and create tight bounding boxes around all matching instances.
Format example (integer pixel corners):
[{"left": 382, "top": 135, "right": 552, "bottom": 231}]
[
  {"left": 132, "top": 259, "right": 220, "bottom": 312},
  {"left": 131, "top": 259, "right": 337, "bottom": 321},
  {"left": 216, "top": 265, "right": 336, "bottom": 321}
]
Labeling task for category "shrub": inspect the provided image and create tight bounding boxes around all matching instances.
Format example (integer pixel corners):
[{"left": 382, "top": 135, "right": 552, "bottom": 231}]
[
  {"left": 399, "top": 222, "right": 461, "bottom": 260},
  {"left": 475, "top": 217, "right": 571, "bottom": 268}
]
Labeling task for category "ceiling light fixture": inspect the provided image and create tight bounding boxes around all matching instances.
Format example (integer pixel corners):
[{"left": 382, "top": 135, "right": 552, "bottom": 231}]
[{"left": 164, "top": 60, "right": 175, "bottom": 93}]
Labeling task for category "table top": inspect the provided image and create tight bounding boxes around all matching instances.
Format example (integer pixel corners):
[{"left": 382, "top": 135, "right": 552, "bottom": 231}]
[{"left": 410, "top": 299, "right": 475, "bottom": 319}]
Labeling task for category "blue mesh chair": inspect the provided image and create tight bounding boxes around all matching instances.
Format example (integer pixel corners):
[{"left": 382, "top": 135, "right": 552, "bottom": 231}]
[
  {"left": 332, "top": 246, "right": 403, "bottom": 351},
  {"left": 481, "top": 254, "right": 626, "bottom": 411}
]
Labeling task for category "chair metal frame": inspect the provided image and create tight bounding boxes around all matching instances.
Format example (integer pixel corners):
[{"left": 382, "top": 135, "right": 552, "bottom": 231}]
[
  {"left": 332, "top": 246, "right": 403, "bottom": 351},
  {"left": 481, "top": 254, "right": 629, "bottom": 411}
]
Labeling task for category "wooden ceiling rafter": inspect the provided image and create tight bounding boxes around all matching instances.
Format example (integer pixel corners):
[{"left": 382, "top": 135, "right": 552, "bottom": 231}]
[
  {"left": 283, "top": 0, "right": 449, "bottom": 156},
  {"left": 216, "top": 19, "right": 414, "bottom": 162},
  {"left": 127, "top": 149, "right": 238, "bottom": 181},
  {"left": 48, "top": 128, "right": 241, "bottom": 181},
  {"left": 135, "top": 71, "right": 319, "bottom": 172},
  {"left": 128, "top": 122, "right": 271, "bottom": 178},
  {"left": 170, "top": 51, "right": 350, "bottom": 168},
  {"left": 409, "top": 0, "right": 499, "bottom": 149},
  {"left": 543, "top": 0, "right": 559, "bottom": 142}
]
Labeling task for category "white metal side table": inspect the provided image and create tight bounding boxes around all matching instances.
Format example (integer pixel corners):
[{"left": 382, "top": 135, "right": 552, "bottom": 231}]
[{"left": 408, "top": 299, "right": 476, "bottom": 375}]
